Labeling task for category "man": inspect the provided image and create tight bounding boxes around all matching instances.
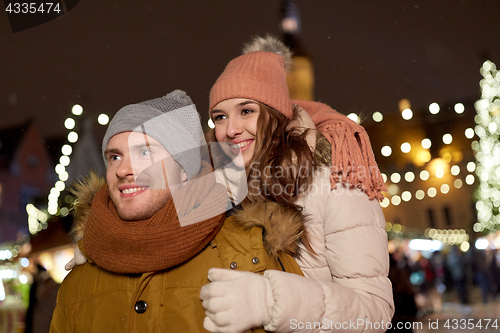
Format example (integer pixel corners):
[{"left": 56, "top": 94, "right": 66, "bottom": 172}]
[{"left": 50, "top": 91, "right": 306, "bottom": 333}]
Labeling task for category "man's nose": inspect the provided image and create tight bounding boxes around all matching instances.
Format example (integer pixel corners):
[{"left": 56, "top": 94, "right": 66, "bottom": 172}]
[{"left": 116, "top": 154, "right": 134, "bottom": 179}]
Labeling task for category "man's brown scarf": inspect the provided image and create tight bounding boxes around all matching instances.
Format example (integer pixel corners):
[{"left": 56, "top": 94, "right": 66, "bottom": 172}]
[{"left": 83, "top": 161, "right": 228, "bottom": 273}]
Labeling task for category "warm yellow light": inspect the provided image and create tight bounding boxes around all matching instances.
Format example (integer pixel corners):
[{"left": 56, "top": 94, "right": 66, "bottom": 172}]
[
  {"left": 460, "top": 242, "right": 470, "bottom": 252},
  {"left": 388, "top": 184, "right": 399, "bottom": 195},
  {"left": 372, "top": 112, "right": 383, "bottom": 122},
  {"left": 68, "top": 131, "right": 78, "bottom": 143},
  {"left": 440, "top": 184, "right": 450, "bottom": 194},
  {"left": 443, "top": 133, "right": 453, "bottom": 144},
  {"left": 390, "top": 173, "right": 401, "bottom": 183},
  {"left": 420, "top": 170, "right": 430, "bottom": 181},
  {"left": 72, "top": 104, "right": 83, "bottom": 115},
  {"left": 404, "top": 171, "right": 415, "bottom": 182},
  {"left": 347, "top": 113, "right": 359, "bottom": 124},
  {"left": 381, "top": 173, "right": 388, "bottom": 183},
  {"left": 415, "top": 151, "right": 431, "bottom": 165},
  {"left": 61, "top": 144, "right": 72, "bottom": 156},
  {"left": 465, "top": 174, "right": 475, "bottom": 185},
  {"left": 64, "top": 118, "right": 75, "bottom": 130},
  {"left": 435, "top": 168, "right": 445, "bottom": 178},
  {"left": 421, "top": 138, "right": 432, "bottom": 149},
  {"left": 402, "top": 108, "right": 413, "bottom": 120},
  {"left": 467, "top": 162, "right": 476, "bottom": 172},
  {"left": 55, "top": 181, "right": 65, "bottom": 191},
  {"left": 442, "top": 152, "right": 452, "bottom": 163},
  {"left": 429, "top": 102, "right": 440, "bottom": 114},
  {"left": 454, "top": 103, "right": 465, "bottom": 114},
  {"left": 55, "top": 164, "right": 65, "bottom": 175},
  {"left": 391, "top": 196, "right": 401, "bottom": 206},
  {"left": 454, "top": 179, "right": 463, "bottom": 189},
  {"left": 465, "top": 128, "right": 474, "bottom": 139},
  {"left": 427, "top": 187, "right": 437, "bottom": 197},
  {"left": 450, "top": 165, "right": 460, "bottom": 176},
  {"left": 380, "top": 198, "right": 390, "bottom": 208},
  {"left": 402, "top": 191, "right": 412, "bottom": 201},
  {"left": 381, "top": 146, "right": 392, "bottom": 157},
  {"left": 98, "top": 114, "right": 109, "bottom": 125},
  {"left": 452, "top": 151, "right": 463, "bottom": 163},
  {"left": 415, "top": 190, "right": 425, "bottom": 200},
  {"left": 401, "top": 142, "right": 411, "bottom": 153},
  {"left": 59, "top": 171, "right": 69, "bottom": 181},
  {"left": 208, "top": 119, "right": 215, "bottom": 129},
  {"left": 60, "top": 155, "right": 70, "bottom": 166}
]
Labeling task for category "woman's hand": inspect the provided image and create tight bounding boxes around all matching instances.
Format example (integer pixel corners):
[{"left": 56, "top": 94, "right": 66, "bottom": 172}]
[
  {"left": 64, "top": 246, "right": 87, "bottom": 270},
  {"left": 200, "top": 268, "right": 273, "bottom": 333}
]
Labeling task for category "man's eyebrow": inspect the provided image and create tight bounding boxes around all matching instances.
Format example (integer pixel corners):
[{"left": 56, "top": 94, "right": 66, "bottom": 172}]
[
  {"left": 130, "top": 143, "right": 163, "bottom": 150},
  {"left": 104, "top": 148, "right": 120, "bottom": 156}
]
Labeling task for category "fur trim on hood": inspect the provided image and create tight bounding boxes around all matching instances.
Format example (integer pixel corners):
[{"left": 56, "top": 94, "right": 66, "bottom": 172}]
[
  {"left": 231, "top": 200, "right": 310, "bottom": 258},
  {"left": 70, "top": 172, "right": 309, "bottom": 258},
  {"left": 70, "top": 171, "right": 106, "bottom": 242}
]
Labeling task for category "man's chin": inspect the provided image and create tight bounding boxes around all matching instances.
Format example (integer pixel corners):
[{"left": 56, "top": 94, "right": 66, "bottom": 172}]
[{"left": 116, "top": 209, "right": 153, "bottom": 221}]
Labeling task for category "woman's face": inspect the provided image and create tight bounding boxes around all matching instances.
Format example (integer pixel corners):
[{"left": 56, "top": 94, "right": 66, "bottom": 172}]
[{"left": 210, "top": 98, "right": 260, "bottom": 168}]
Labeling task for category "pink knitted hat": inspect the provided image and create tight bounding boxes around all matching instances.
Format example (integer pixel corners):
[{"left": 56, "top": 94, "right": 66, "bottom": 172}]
[{"left": 209, "top": 36, "right": 294, "bottom": 118}]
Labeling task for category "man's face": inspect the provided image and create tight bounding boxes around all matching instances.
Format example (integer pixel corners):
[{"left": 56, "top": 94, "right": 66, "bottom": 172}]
[{"left": 104, "top": 131, "right": 184, "bottom": 220}]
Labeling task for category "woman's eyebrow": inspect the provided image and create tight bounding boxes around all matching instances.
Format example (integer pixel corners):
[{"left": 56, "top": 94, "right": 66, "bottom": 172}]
[
  {"left": 238, "top": 100, "right": 258, "bottom": 107},
  {"left": 209, "top": 109, "right": 223, "bottom": 116}
]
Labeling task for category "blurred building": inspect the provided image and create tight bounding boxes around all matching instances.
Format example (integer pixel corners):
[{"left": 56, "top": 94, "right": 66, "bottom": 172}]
[
  {"left": 0, "top": 120, "right": 56, "bottom": 243},
  {"left": 0, "top": 111, "right": 105, "bottom": 332},
  {"left": 363, "top": 99, "right": 478, "bottom": 247}
]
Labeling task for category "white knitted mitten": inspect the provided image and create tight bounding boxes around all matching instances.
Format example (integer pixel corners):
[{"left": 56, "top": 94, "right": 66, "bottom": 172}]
[{"left": 200, "top": 268, "right": 273, "bottom": 333}]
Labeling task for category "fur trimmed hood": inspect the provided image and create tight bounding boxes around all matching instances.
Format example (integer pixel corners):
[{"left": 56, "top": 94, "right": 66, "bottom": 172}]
[{"left": 70, "top": 172, "right": 309, "bottom": 259}]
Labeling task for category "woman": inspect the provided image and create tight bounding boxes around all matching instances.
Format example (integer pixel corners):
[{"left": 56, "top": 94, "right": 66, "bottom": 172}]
[{"left": 199, "top": 35, "right": 394, "bottom": 333}]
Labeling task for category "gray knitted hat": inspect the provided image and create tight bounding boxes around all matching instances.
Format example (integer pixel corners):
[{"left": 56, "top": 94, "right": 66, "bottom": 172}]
[{"left": 102, "top": 90, "right": 204, "bottom": 179}]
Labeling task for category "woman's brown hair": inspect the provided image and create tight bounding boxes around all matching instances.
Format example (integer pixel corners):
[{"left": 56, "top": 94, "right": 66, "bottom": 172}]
[{"left": 206, "top": 103, "right": 316, "bottom": 209}]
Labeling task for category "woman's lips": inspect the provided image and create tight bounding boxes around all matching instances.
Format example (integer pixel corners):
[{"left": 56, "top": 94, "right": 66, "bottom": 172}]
[{"left": 229, "top": 139, "right": 254, "bottom": 155}]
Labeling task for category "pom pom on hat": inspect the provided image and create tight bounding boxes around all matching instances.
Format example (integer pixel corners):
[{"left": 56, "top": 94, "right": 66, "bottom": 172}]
[
  {"left": 209, "top": 35, "right": 294, "bottom": 118},
  {"left": 242, "top": 35, "right": 293, "bottom": 73}
]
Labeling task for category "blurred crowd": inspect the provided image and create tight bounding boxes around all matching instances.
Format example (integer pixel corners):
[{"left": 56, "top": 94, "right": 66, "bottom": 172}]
[{"left": 387, "top": 245, "right": 500, "bottom": 332}]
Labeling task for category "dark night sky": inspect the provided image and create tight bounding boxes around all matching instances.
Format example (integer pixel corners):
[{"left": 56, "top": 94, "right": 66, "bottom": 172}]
[{"left": 1, "top": 0, "right": 499, "bottom": 140}]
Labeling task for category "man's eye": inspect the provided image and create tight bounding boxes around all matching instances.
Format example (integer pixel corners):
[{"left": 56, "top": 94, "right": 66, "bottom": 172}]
[{"left": 140, "top": 149, "right": 151, "bottom": 156}]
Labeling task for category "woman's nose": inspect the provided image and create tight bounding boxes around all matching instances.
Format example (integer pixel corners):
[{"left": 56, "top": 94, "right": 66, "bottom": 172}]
[{"left": 226, "top": 117, "right": 243, "bottom": 138}]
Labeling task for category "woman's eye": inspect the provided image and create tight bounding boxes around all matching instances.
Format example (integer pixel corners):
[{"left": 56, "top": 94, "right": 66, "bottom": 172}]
[
  {"left": 213, "top": 114, "right": 226, "bottom": 122},
  {"left": 241, "top": 108, "right": 254, "bottom": 115},
  {"left": 109, "top": 155, "right": 121, "bottom": 162},
  {"left": 140, "top": 149, "right": 152, "bottom": 156}
]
